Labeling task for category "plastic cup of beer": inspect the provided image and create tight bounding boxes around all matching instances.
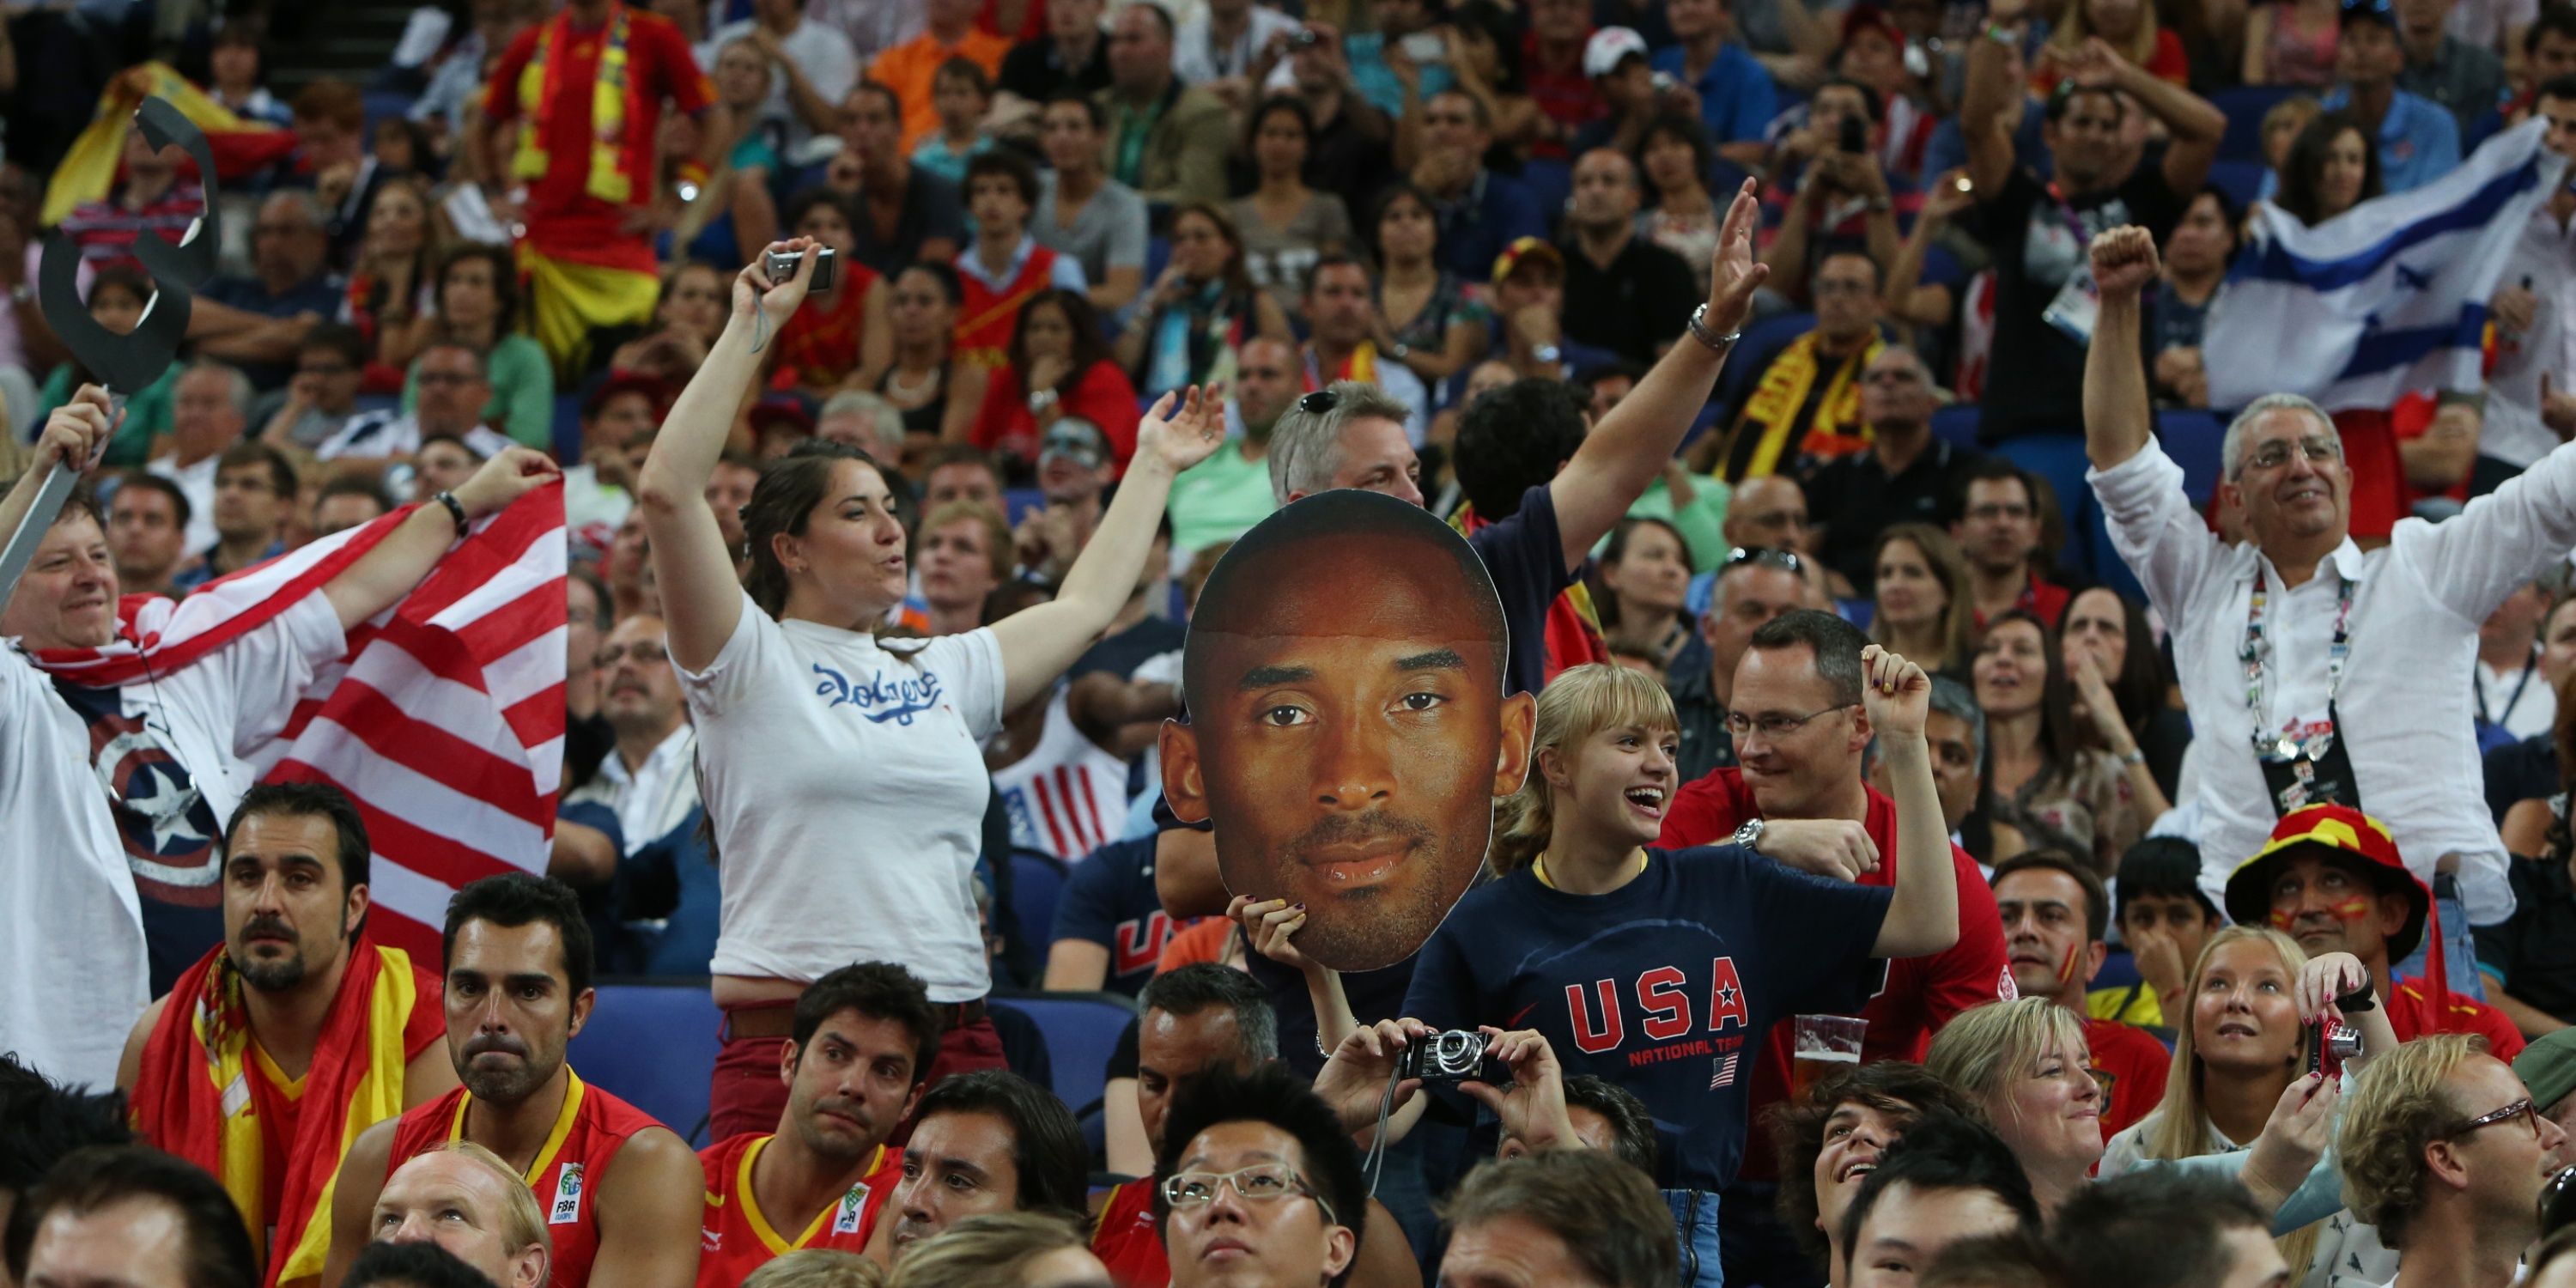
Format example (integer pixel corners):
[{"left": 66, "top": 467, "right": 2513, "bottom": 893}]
[{"left": 1791, "top": 1014, "right": 1867, "bottom": 1097}]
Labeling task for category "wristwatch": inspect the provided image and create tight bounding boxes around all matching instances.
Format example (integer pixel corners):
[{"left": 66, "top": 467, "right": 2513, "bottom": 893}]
[
  {"left": 1390, "top": 341, "right": 1412, "bottom": 361},
  {"left": 1686, "top": 304, "right": 1742, "bottom": 354},
  {"left": 1534, "top": 343, "right": 1563, "bottom": 365},
  {"left": 1732, "top": 819, "right": 1767, "bottom": 854},
  {"left": 1028, "top": 388, "right": 1060, "bottom": 414}
]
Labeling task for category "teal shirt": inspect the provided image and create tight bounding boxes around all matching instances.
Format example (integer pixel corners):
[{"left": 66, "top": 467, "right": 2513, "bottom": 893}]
[
  {"left": 398, "top": 331, "right": 556, "bottom": 448},
  {"left": 1168, "top": 438, "right": 1279, "bottom": 554},
  {"left": 910, "top": 133, "right": 994, "bottom": 187},
  {"left": 40, "top": 363, "right": 175, "bottom": 468},
  {"left": 1601, "top": 472, "right": 1734, "bottom": 571}
]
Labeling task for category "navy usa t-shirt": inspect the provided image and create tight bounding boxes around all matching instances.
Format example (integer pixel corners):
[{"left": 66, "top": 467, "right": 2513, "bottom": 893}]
[
  {"left": 1400, "top": 846, "right": 1893, "bottom": 1192},
  {"left": 1050, "top": 835, "right": 1200, "bottom": 999}
]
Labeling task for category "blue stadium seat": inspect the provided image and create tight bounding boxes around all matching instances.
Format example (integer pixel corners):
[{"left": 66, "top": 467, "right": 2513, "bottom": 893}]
[
  {"left": 1930, "top": 403, "right": 1981, "bottom": 452},
  {"left": 1007, "top": 849, "right": 1071, "bottom": 970},
  {"left": 2156, "top": 409, "right": 2227, "bottom": 507},
  {"left": 1522, "top": 159, "right": 1574, "bottom": 237},
  {"left": 570, "top": 981, "right": 722, "bottom": 1145},
  {"left": 2207, "top": 159, "right": 2267, "bottom": 212},
  {"left": 990, "top": 990, "right": 1137, "bottom": 1115},
  {"left": 552, "top": 392, "right": 585, "bottom": 465},
  {"left": 2211, "top": 86, "right": 2301, "bottom": 162}
]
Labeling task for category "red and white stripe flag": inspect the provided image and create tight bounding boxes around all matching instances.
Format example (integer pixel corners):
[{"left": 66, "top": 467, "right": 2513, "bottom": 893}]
[{"left": 33, "top": 488, "right": 567, "bottom": 957}]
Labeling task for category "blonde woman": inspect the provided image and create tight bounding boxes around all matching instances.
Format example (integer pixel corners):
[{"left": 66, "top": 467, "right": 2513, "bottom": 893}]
[
  {"left": 1403, "top": 651, "right": 1960, "bottom": 1288},
  {"left": 884, "top": 1212, "right": 1104, "bottom": 1288},
  {"left": 2097, "top": 926, "right": 2400, "bottom": 1288}
]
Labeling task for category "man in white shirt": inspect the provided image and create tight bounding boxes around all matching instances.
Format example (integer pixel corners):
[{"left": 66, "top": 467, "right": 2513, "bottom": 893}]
[
  {"left": 316, "top": 341, "right": 517, "bottom": 475},
  {"left": 802, "top": 0, "right": 922, "bottom": 64},
  {"left": 703, "top": 0, "right": 859, "bottom": 164},
  {"left": 2082, "top": 225, "right": 2576, "bottom": 946},
  {"left": 2476, "top": 76, "right": 2576, "bottom": 488},
  {"left": 1171, "top": 0, "right": 1299, "bottom": 101},
  {"left": 148, "top": 362, "right": 253, "bottom": 560},
  {"left": 566, "top": 613, "right": 700, "bottom": 858}
]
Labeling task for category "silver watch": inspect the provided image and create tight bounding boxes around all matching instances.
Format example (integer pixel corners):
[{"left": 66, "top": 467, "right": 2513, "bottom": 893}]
[{"left": 1732, "top": 818, "right": 1766, "bottom": 853}]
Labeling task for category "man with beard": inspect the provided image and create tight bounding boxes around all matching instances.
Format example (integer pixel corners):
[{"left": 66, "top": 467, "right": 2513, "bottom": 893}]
[
  {"left": 119, "top": 783, "right": 453, "bottom": 1283},
  {"left": 696, "top": 965, "right": 944, "bottom": 1286},
  {"left": 321, "top": 875, "right": 702, "bottom": 1288}
]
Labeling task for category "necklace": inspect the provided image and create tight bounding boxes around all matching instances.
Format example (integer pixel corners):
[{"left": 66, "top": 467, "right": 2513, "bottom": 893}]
[{"left": 884, "top": 365, "right": 940, "bottom": 402}]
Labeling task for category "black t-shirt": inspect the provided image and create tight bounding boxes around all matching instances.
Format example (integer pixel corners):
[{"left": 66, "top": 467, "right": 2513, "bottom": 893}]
[
  {"left": 2475, "top": 850, "right": 2576, "bottom": 1024},
  {"left": 2487, "top": 732, "right": 2559, "bottom": 824},
  {"left": 1071, "top": 614, "right": 1188, "bottom": 682},
  {"left": 1472, "top": 483, "right": 1582, "bottom": 699},
  {"left": 1964, "top": 162, "right": 2186, "bottom": 443},
  {"left": 1563, "top": 235, "right": 1703, "bottom": 367},
  {"left": 999, "top": 34, "right": 1111, "bottom": 102},
  {"left": 1807, "top": 437, "right": 1985, "bottom": 593},
  {"left": 848, "top": 165, "right": 968, "bottom": 277}
]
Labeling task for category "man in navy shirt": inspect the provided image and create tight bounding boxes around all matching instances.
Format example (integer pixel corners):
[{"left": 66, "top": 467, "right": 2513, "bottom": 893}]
[
  {"left": 1411, "top": 89, "right": 1547, "bottom": 283},
  {"left": 1042, "top": 835, "right": 1195, "bottom": 997}
]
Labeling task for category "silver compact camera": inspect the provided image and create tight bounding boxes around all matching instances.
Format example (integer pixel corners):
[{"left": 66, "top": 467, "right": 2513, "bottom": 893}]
[
  {"left": 1396, "top": 1030, "right": 1509, "bottom": 1084},
  {"left": 764, "top": 246, "right": 837, "bottom": 293}
]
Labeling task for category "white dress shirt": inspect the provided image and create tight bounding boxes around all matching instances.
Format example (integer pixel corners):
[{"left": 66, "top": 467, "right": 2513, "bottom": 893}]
[
  {"left": 2090, "top": 435, "right": 2576, "bottom": 927},
  {"left": 582, "top": 723, "right": 700, "bottom": 854},
  {"left": 1171, "top": 6, "right": 1300, "bottom": 86},
  {"left": 2479, "top": 199, "right": 2576, "bottom": 470}
]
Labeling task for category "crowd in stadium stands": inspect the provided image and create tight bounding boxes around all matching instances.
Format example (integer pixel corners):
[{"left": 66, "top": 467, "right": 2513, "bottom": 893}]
[{"left": 9, "top": 0, "right": 2576, "bottom": 1283}]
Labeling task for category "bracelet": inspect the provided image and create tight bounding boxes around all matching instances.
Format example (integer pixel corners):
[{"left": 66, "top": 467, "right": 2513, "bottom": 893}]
[
  {"left": 1686, "top": 304, "right": 1741, "bottom": 354},
  {"left": 2118, "top": 746, "right": 2147, "bottom": 768},
  {"left": 433, "top": 490, "right": 469, "bottom": 538},
  {"left": 1984, "top": 21, "right": 2019, "bottom": 43}
]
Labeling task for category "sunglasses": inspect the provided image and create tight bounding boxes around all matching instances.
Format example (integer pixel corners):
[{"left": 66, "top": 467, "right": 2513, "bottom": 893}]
[
  {"left": 1297, "top": 389, "right": 1340, "bottom": 414},
  {"left": 1726, "top": 546, "right": 1805, "bottom": 574}
]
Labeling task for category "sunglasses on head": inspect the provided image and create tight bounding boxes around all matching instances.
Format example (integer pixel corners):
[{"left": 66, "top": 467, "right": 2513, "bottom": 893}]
[{"left": 1297, "top": 390, "right": 1340, "bottom": 415}]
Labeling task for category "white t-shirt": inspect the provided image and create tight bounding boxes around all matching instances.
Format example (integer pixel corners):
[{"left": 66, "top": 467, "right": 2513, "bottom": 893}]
[
  {"left": 700, "top": 18, "right": 860, "bottom": 160},
  {"left": 149, "top": 452, "right": 220, "bottom": 560},
  {"left": 0, "top": 647, "right": 149, "bottom": 1089},
  {"left": 679, "top": 590, "right": 1006, "bottom": 1001}
]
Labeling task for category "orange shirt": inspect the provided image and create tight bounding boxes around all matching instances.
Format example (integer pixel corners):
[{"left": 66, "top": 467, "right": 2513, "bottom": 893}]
[
  {"left": 876, "top": 27, "right": 1012, "bottom": 151},
  {"left": 1155, "top": 917, "right": 1234, "bottom": 974},
  {"left": 696, "top": 1134, "right": 902, "bottom": 1288}
]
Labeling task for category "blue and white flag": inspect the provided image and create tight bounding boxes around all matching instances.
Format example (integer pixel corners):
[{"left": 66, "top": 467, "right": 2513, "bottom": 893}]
[{"left": 2204, "top": 118, "right": 2567, "bottom": 413}]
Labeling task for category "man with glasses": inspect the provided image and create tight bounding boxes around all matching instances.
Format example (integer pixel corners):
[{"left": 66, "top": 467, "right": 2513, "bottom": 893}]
[
  {"left": 1155, "top": 1062, "right": 1370, "bottom": 1288},
  {"left": 2340, "top": 1032, "right": 2568, "bottom": 1288},
  {"left": 1950, "top": 459, "right": 2069, "bottom": 629},
  {"left": 316, "top": 342, "right": 516, "bottom": 477},
  {"left": 1668, "top": 547, "right": 1808, "bottom": 781},
  {"left": 1806, "top": 345, "right": 1983, "bottom": 598},
  {"left": 204, "top": 191, "right": 345, "bottom": 392},
  {"left": 1698, "top": 250, "right": 1885, "bottom": 484},
  {"left": 2087, "top": 224, "right": 2576, "bottom": 968},
  {"left": 259, "top": 325, "right": 373, "bottom": 452},
  {"left": 1656, "top": 611, "right": 2008, "bottom": 1284}
]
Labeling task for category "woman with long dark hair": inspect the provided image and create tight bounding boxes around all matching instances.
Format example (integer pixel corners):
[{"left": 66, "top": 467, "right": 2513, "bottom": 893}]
[
  {"left": 2274, "top": 110, "right": 2382, "bottom": 228},
  {"left": 1368, "top": 183, "right": 1491, "bottom": 390},
  {"left": 1868, "top": 524, "right": 1977, "bottom": 677},
  {"left": 1592, "top": 517, "right": 1696, "bottom": 676},
  {"left": 877, "top": 263, "right": 978, "bottom": 448},
  {"left": 766, "top": 188, "right": 893, "bottom": 399},
  {"left": 1230, "top": 95, "right": 1354, "bottom": 319},
  {"left": 638, "top": 240, "right": 1226, "bottom": 1141},
  {"left": 1116, "top": 202, "right": 1291, "bottom": 401},
  {"left": 1635, "top": 114, "right": 1721, "bottom": 296},
  {"left": 2057, "top": 586, "right": 2193, "bottom": 802},
  {"left": 1974, "top": 609, "right": 2154, "bottom": 878},
  {"left": 969, "top": 289, "right": 1139, "bottom": 474}
]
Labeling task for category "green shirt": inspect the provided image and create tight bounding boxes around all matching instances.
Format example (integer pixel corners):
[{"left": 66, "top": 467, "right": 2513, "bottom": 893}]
[
  {"left": 1603, "top": 472, "right": 1734, "bottom": 572},
  {"left": 1168, "top": 438, "right": 1279, "bottom": 554},
  {"left": 41, "top": 363, "right": 175, "bottom": 469},
  {"left": 398, "top": 331, "right": 556, "bottom": 449}
]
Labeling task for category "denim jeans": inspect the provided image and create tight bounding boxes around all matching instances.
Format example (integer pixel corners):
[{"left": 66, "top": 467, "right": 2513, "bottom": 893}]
[
  {"left": 2392, "top": 879, "right": 2484, "bottom": 1000},
  {"left": 1666, "top": 1188, "right": 1726, "bottom": 1288}
]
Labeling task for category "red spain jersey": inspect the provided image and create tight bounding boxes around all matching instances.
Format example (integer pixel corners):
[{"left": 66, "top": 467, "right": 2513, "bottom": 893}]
[
  {"left": 2083, "top": 1016, "right": 2172, "bottom": 1139},
  {"left": 1091, "top": 1181, "right": 1169, "bottom": 1288},
  {"left": 2389, "top": 979, "right": 2526, "bottom": 1059},
  {"left": 954, "top": 245, "right": 1062, "bottom": 368},
  {"left": 482, "top": 3, "right": 713, "bottom": 265},
  {"left": 1658, "top": 768, "right": 2013, "bottom": 1179},
  {"left": 696, "top": 1134, "right": 901, "bottom": 1288},
  {"left": 386, "top": 1071, "right": 664, "bottom": 1288}
]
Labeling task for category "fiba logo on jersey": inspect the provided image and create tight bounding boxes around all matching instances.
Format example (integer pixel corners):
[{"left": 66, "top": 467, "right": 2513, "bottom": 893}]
[
  {"left": 833, "top": 1184, "right": 869, "bottom": 1235},
  {"left": 550, "top": 1164, "right": 584, "bottom": 1224}
]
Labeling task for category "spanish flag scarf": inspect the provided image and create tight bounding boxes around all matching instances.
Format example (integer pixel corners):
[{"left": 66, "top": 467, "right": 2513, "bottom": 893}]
[
  {"left": 515, "top": 2, "right": 635, "bottom": 204},
  {"left": 133, "top": 940, "right": 428, "bottom": 1286}
]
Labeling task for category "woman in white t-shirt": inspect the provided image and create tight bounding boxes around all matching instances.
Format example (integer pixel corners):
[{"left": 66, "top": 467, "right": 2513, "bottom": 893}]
[{"left": 639, "top": 240, "right": 1225, "bottom": 1139}]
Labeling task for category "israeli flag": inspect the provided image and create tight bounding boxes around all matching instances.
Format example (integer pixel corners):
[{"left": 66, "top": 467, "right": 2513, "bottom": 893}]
[{"left": 2204, "top": 118, "right": 2567, "bottom": 413}]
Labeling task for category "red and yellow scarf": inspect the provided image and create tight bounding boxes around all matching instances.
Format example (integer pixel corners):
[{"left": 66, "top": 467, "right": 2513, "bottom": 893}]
[
  {"left": 133, "top": 940, "right": 430, "bottom": 1286},
  {"left": 515, "top": 3, "right": 634, "bottom": 204},
  {"left": 1723, "top": 331, "right": 1881, "bottom": 479}
]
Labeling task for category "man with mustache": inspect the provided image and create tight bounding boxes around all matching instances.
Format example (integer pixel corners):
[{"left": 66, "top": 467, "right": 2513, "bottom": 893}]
[
  {"left": 1157, "top": 489, "right": 1536, "bottom": 974},
  {"left": 321, "top": 875, "right": 703, "bottom": 1288},
  {"left": 696, "top": 963, "right": 944, "bottom": 1287},
  {"left": 118, "top": 782, "right": 454, "bottom": 1285}
]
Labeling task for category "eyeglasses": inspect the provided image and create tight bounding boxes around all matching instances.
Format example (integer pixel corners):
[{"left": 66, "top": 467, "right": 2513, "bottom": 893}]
[
  {"left": 1297, "top": 390, "right": 1340, "bottom": 414},
  {"left": 1725, "top": 546, "right": 1804, "bottom": 574},
  {"left": 2243, "top": 436, "right": 2341, "bottom": 471},
  {"left": 1160, "top": 1163, "right": 1338, "bottom": 1226},
  {"left": 2448, "top": 1098, "right": 2539, "bottom": 1140},
  {"left": 2341, "top": 0, "right": 2393, "bottom": 15},
  {"left": 595, "top": 641, "right": 667, "bottom": 667},
  {"left": 1724, "top": 704, "right": 1855, "bottom": 740}
]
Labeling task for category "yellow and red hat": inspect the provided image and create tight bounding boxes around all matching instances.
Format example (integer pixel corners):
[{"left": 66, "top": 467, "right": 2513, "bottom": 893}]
[
  {"left": 2221, "top": 803, "right": 2429, "bottom": 963},
  {"left": 1489, "top": 236, "right": 1564, "bottom": 290}
]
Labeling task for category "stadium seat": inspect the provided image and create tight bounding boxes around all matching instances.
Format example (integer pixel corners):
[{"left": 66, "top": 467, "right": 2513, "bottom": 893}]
[
  {"left": 2207, "top": 158, "right": 2267, "bottom": 212},
  {"left": 1930, "top": 403, "right": 1981, "bottom": 452},
  {"left": 2156, "top": 408, "right": 2227, "bottom": 507},
  {"left": 1006, "top": 849, "right": 1071, "bottom": 969},
  {"left": 2211, "top": 86, "right": 2301, "bottom": 162},
  {"left": 990, "top": 989, "right": 1138, "bottom": 1115},
  {"left": 570, "top": 981, "right": 722, "bottom": 1145},
  {"left": 1522, "top": 159, "right": 1574, "bottom": 235}
]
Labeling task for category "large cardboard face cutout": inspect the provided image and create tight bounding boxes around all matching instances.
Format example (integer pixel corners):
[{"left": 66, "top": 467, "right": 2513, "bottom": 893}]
[{"left": 1158, "top": 489, "right": 1536, "bottom": 972}]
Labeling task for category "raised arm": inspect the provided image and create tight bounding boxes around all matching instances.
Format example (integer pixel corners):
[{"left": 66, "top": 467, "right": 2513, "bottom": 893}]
[
  {"left": 635, "top": 242, "right": 820, "bottom": 671},
  {"left": 321, "top": 447, "right": 561, "bottom": 633},
  {"left": 1546, "top": 179, "right": 1769, "bottom": 569},
  {"left": 2081, "top": 227, "right": 2160, "bottom": 469},
  {"left": 987, "top": 389, "right": 1224, "bottom": 710},
  {"left": 1861, "top": 645, "right": 1960, "bottom": 958},
  {"left": 1959, "top": 0, "right": 2028, "bottom": 197},
  {"left": 2054, "top": 37, "right": 2224, "bottom": 194}
]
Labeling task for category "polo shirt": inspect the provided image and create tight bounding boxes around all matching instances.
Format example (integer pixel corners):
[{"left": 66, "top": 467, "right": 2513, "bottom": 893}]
[
  {"left": 1343, "top": 31, "right": 1456, "bottom": 118},
  {"left": 1807, "top": 436, "right": 1985, "bottom": 593},
  {"left": 1650, "top": 42, "right": 1777, "bottom": 144},
  {"left": 2320, "top": 86, "right": 2462, "bottom": 196},
  {"left": 1562, "top": 234, "right": 1701, "bottom": 365}
]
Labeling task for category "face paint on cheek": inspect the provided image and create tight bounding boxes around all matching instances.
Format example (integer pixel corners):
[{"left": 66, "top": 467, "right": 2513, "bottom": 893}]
[
  {"left": 2057, "top": 941, "right": 2081, "bottom": 987},
  {"left": 2269, "top": 907, "right": 2299, "bottom": 931},
  {"left": 2332, "top": 896, "right": 2372, "bottom": 923}
]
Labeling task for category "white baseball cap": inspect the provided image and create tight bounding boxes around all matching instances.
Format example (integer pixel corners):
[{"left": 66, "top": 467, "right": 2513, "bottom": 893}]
[{"left": 1583, "top": 27, "right": 1650, "bottom": 79}]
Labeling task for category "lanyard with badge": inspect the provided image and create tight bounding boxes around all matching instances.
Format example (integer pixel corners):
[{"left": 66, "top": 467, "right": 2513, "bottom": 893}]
[
  {"left": 2038, "top": 182, "right": 2107, "bottom": 346},
  {"left": 2245, "top": 568, "right": 2363, "bottom": 816}
]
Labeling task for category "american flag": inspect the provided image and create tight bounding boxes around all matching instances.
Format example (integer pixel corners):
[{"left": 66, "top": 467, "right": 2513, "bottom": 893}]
[
  {"left": 36, "top": 489, "right": 566, "bottom": 957},
  {"left": 1710, "top": 1054, "right": 1741, "bottom": 1091}
]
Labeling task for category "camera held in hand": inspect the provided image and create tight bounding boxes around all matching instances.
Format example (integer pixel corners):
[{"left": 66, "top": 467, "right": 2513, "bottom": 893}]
[
  {"left": 2304, "top": 985, "right": 2373, "bottom": 1079},
  {"left": 1397, "top": 1030, "right": 1511, "bottom": 1084},
  {"left": 764, "top": 246, "right": 838, "bottom": 294}
]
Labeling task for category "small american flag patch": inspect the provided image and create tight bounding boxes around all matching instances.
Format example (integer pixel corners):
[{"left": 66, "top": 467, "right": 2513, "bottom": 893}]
[{"left": 1710, "top": 1054, "right": 1741, "bottom": 1090}]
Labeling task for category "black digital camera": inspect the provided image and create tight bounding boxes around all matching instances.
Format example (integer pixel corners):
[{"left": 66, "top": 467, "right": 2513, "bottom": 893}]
[
  {"left": 763, "top": 246, "right": 838, "bottom": 293},
  {"left": 1396, "top": 1030, "right": 1510, "bottom": 1084}
]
